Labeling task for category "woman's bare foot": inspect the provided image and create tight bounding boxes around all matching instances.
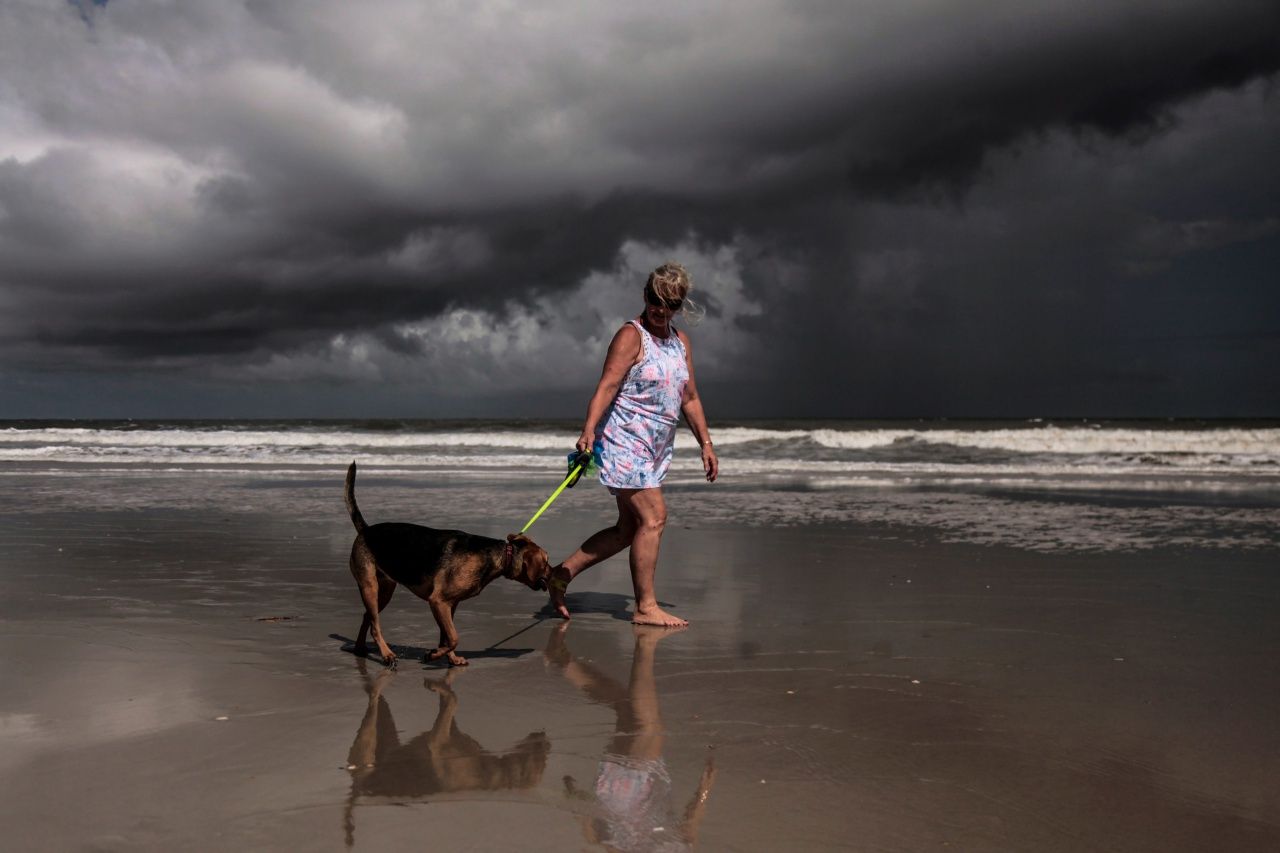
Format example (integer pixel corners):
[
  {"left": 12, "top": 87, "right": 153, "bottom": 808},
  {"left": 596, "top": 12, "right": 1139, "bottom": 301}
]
[
  {"left": 548, "top": 566, "right": 572, "bottom": 620},
  {"left": 632, "top": 623, "right": 686, "bottom": 643},
  {"left": 632, "top": 604, "right": 688, "bottom": 627}
]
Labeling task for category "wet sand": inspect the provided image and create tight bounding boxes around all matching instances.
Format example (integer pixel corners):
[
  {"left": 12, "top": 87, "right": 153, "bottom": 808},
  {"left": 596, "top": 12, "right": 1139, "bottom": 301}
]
[{"left": 1, "top": 472, "right": 1278, "bottom": 851}]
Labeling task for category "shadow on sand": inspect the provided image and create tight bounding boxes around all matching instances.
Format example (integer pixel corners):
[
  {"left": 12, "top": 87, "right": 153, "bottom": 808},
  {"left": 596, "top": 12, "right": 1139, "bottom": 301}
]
[
  {"left": 532, "top": 590, "right": 679, "bottom": 622},
  {"left": 330, "top": 633, "right": 532, "bottom": 668}
]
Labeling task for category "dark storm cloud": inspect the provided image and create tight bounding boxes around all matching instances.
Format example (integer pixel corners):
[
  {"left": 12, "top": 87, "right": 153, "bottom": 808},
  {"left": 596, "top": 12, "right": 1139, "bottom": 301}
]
[{"left": 0, "top": 0, "right": 1277, "bottom": 416}]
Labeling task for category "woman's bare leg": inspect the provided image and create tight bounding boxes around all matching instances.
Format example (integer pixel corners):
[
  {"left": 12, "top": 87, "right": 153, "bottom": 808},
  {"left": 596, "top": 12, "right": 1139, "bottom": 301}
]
[
  {"left": 549, "top": 499, "right": 638, "bottom": 619},
  {"left": 621, "top": 488, "right": 687, "bottom": 627}
]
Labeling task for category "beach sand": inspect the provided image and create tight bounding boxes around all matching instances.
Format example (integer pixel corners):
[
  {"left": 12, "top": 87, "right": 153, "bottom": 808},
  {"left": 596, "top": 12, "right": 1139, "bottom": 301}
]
[{"left": 1, "top": 472, "right": 1277, "bottom": 851}]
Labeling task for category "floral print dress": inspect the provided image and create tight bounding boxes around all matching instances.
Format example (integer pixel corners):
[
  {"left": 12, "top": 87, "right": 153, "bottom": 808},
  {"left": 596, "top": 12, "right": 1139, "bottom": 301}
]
[{"left": 595, "top": 319, "right": 689, "bottom": 492}]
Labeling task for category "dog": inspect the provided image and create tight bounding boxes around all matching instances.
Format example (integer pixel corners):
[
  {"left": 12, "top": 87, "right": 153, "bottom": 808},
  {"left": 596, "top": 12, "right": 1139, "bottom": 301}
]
[{"left": 344, "top": 461, "right": 551, "bottom": 666}]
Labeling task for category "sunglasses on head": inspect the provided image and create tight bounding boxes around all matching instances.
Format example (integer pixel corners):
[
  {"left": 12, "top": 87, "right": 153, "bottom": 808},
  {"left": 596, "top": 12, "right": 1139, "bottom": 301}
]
[{"left": 645, "top": 286, "right": 683, "bottom": 312}]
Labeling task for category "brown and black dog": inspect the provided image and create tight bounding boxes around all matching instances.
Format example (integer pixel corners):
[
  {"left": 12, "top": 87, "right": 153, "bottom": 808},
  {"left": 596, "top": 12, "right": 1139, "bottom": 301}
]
[{"left": 344, "top": 462, "right": 551, "bottom": 667}]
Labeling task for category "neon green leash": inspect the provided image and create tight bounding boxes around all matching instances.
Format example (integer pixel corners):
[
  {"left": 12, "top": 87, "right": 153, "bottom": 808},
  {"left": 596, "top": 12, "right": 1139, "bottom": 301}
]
[{"left": 520, "top": 450, "right": 596, "bottom": 534}]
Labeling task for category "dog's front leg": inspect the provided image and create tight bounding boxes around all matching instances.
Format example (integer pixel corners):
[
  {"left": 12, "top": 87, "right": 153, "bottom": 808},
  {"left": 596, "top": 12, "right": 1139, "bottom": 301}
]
[{"left": 426, "top": 599, "right": 467, "bottom": 666}]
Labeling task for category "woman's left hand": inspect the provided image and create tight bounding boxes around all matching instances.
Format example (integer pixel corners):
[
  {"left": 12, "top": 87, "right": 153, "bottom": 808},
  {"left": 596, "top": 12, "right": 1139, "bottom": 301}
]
[{"left": 701, "top": 444, "right": 718, "bottom": 483}]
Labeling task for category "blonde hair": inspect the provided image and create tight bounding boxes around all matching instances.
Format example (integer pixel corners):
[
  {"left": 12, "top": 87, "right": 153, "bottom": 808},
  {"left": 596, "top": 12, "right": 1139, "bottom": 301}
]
[{"left": 646, "top": 262, "right": 705, "bottom": 325}]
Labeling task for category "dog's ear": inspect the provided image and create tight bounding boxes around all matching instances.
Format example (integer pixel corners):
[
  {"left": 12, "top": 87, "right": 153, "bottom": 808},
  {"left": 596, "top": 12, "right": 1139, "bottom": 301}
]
[{"left": 535, "top": 547, "right": 552, "bottom": 583}]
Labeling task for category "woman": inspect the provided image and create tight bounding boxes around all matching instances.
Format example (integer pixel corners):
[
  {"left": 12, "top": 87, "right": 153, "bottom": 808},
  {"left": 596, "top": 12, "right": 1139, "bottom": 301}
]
[{"left": 548, "top": 262, "right": 718, "bottom": 627}]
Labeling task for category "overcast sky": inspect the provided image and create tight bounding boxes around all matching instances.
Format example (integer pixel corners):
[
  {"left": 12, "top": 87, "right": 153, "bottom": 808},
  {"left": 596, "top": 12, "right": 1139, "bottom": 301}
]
[{"left": 1, "top": 0, "right": 1277, "bottom": 419}]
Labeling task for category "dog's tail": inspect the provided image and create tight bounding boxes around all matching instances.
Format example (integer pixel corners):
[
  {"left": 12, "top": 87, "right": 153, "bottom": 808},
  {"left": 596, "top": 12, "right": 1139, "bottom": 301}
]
[{"left": 345, "top": 461, "right": 369, "bottom": 534}]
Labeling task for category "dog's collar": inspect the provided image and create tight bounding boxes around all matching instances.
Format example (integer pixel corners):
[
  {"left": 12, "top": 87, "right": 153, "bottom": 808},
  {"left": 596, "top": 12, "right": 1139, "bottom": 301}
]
[{"left": 502, "top": 542, "right": 515, "bottom": 573}]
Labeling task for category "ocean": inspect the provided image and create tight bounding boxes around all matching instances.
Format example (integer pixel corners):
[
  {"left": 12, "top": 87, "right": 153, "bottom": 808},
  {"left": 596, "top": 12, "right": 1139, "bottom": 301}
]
[
  {"left": 2, "top": 418, "right": 1278, "bottom": 552},
  {"left": 2, "top": 417, "right": 1278, "bottom": 485}
]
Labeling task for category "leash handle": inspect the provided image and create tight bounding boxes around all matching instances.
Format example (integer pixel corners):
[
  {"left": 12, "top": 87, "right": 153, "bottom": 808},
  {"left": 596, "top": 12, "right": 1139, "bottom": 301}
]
[{"left": 520, "top": 461, "right": 587, "bottom": 534}]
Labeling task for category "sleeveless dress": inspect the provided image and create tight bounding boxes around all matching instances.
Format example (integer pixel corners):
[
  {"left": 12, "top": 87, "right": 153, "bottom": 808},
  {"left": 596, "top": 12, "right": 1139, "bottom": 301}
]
[{"left": 594, "top": 319, "right": 689, "bottom": 492}]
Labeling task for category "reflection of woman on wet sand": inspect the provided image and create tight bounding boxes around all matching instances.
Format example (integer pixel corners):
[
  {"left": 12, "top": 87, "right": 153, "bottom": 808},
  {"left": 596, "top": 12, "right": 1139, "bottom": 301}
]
[{"left": 545, "top": 623, "right": 716, "bottom": 851}]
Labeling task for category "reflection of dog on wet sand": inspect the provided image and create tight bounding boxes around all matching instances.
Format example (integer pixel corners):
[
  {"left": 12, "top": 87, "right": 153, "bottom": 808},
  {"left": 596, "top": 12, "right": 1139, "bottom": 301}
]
[
  {"left": 545, "top": 623, "right": 716, "bottom": 850},
  {"left": 344, "top": 462, "right": 551, "bottom": 666},
  {"left": 343, "top": 663, "right": 550, "bottom": 848}
]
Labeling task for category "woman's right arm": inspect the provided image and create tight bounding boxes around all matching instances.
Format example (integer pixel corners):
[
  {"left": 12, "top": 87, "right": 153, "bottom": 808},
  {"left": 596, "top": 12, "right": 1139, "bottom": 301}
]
[{"left": 577, "top": 325, "right": 641, "bottom": 452}]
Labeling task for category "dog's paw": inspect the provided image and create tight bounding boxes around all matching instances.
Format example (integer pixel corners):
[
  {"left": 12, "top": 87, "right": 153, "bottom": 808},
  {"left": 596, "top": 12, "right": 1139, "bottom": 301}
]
[{"left": 448, "top": 653, "right": 469, "bottom": 667}]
